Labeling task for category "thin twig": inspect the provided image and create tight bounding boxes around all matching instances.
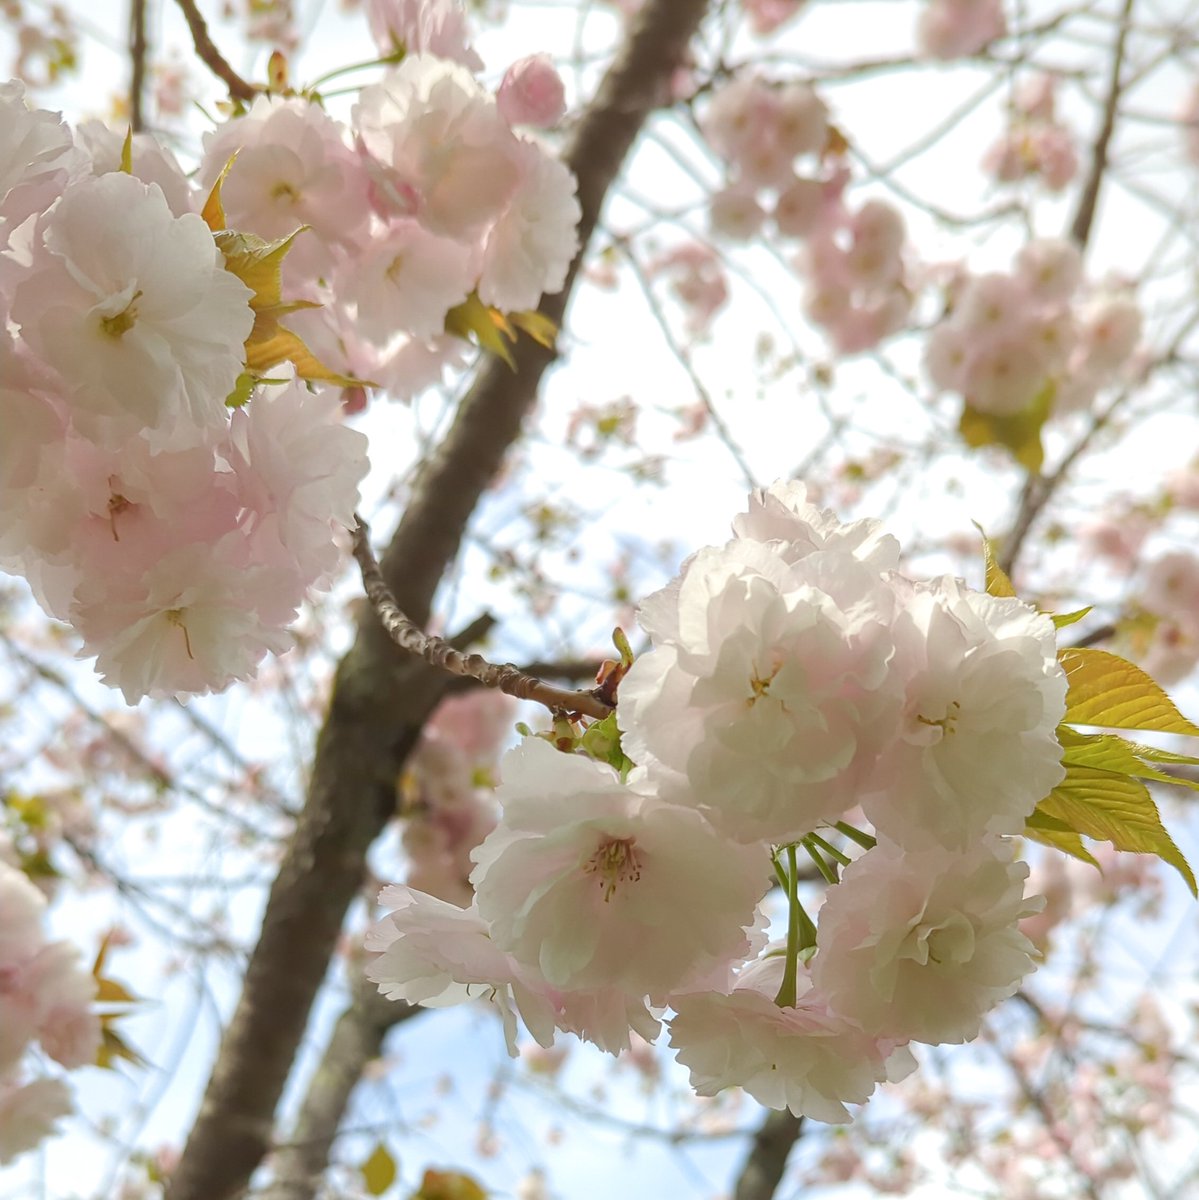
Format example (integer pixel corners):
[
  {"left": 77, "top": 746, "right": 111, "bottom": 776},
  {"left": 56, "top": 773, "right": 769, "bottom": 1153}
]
[
  {"left": 352, "top": 515, "right": 613, "bottom": 721},
  {"left": 128, "top": 0, "right": 148, "bottom": 131},
  {"left": 172, "top": 0, "right": 257, "bottom": 102}
]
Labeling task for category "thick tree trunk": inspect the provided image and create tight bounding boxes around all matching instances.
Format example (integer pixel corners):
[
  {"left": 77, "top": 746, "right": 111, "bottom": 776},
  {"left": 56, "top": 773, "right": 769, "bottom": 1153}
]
[{"left": 166, "top": 2, "right": 712, "bottom": 1197}]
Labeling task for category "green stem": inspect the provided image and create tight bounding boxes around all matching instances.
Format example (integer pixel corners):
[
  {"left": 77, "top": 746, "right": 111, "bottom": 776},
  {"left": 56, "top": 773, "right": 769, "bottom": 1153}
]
[
  {"left": 833, "top": 820, "right": 877, "bottom": 850},
  {"left": 774, "top": 845, "right": 801, "bottom": 1009},
  {"left": 306, "top": 49, "right": 405, "bottom": 91},
  {"left": 801, "top": 837, "right": 839, "bottom": 886},
  {"left": 806, "top": 831, "right": 851, "bottom": 866}
]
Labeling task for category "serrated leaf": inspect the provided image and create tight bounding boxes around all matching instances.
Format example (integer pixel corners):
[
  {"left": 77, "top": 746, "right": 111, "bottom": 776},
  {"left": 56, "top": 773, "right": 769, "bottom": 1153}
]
[
  {"left": 1051, "top": 606, "right": 1092, "bottom": 629},
  {"left": 579, "top": 712, "right": 634, "bottom": 776},
  {"left": 1058, "top": 726, "right": 1199, "bottom": 792},
  {"left": 226, "top": 373, "right": 257, "bottom": 408},
  {"left": 411, "top": 1169, "right": 487, "bottom": 1200},
  {"left": 1060, "top": 647, "right": 1199, "bottom": 736},
  {"left": 119, "top": 127, "right": 133, "bottom": 174},
  {"left": 201, "top": 152, "right": 239, "bottom": 232},
  {"left": 1024, "top": 806, "right": 1100, "bottom": 869},
  {"left": 508, "top": 309, "right": 558, "bottom": 349},
  {"left": 361, "top": 1142, "right": 397, "bottom": 1196},
  {"left": 244, "top": 321, "right": 363, "bottom": 386},
  {"left": 971, "top": 521, "right": 1015, "bottom": 597},
  {"left": 958, "top": 381, "right": 1053, "bottom": 472},
  {"left": 1039, "top": 766, "right": 1196, "bottom": 895}
]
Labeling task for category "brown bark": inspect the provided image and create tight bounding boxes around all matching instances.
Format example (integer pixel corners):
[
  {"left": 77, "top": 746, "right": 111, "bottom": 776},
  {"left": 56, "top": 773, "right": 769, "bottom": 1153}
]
[
  {"left": 166, "top": 2, "right": 712, "bottom": 1197},
  {"left": 732, "top": 1110, "right": 804, "bottom": 1200}
]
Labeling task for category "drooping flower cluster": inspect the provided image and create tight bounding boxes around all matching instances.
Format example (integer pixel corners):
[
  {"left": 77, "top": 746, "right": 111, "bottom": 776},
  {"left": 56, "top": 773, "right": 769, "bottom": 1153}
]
[
  {"left": 699, "top": 74, "right": 912, "bottom": 353},
  {"left": 0, "top": 1, "right": 581, "bottom": 702},
  {"left": 983, "top": 74, "right": 1078, "bottom": 192},
  {"left": 925, "top": 237, "right": 1143, "bottom": 418},
  {"left": 0, "top": 863, "right": 98, "bottom": 1165},
  {"left": 369, "top": 480, "right": 1067, "bottom": 1123}
]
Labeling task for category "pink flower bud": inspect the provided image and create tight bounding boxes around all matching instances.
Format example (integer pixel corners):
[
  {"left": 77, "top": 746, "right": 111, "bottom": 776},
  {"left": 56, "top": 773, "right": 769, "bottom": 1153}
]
[{"left": 497, "top": 54, "right": 566, "bottom": 128}]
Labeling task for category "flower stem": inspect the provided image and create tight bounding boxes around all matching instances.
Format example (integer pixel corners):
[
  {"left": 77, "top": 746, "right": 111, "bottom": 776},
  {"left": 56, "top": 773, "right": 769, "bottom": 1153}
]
[
  {"left": 833, "top": 820, "right": 877, "bottom": 850},
  {"left": 806, "top": 831, "right": 851, "bottom": 866},
  {"left": 801, "top": 837, "right": 839, "bottom": 886},
  {"left": 774, "top": 845, "right": 803, "bottom": 1009}
]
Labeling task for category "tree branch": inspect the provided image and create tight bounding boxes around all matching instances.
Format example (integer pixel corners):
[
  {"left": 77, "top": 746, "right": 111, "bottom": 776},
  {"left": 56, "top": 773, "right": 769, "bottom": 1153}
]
[
  {"left": 128, "top": 0, "right": 148, "bottom": 132},
  {"left": 1069, "top": 0, "right": 1135, "bottom": 251},
  {"left": 166, "top": 3, "right": 712, "bottom": 1198},
  {"left": 352, "top": 515, "right": 612, "bottom": 719},
  {"left": 732, "top": 1109, "right": 804, "bottom": 1200},
  {"left": 172, "top": 0, "right": 257, "bottom": 103}
]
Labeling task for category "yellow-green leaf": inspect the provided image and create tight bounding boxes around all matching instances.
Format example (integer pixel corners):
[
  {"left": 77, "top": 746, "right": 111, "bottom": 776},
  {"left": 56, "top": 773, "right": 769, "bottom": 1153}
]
[
  {"left": 95, "top": 976, "right": 139, "bottom": 1005},
  {"left": 1058, "top": 726, "right": 1199, "bottom": 792},
  {"left": 411, "top": 1169, "right": 487, "bottom": 1200},
  {"left": 1051, "top": 606, "right": 1092, "bottom": 629},
  {"left": 119, "top": 127, "right": 133, "bottom": 174},
  {"left": 1024, "top": 806, "right": 1100, "bottom": 869},
  {"left": 361, "top": 1142, "right": 397, "bottom": 1196},
  {"left": 96, "top": 1025, "right": 149, "bottom": 1071},
  {"left": 243, "top": 321, "right": 363, "bottom": 386},
  {"left": 445, "top": 293, "right": 516, "bottom": 369},
  {"left": 226, "top": 373, "right": 257, "bottom": 408},
  {"left": 971, "top": 521, "right": 1015, "bottom": 597},
  {"left": 1059, "top": 647, "right": 1199, "bottom": 736},
  {"left": 958, "top": 381, "right": 1053, "bottom": 472},
  {"left": 1040, "top": 766, "right": 1196, "bottom": 895},
  {"left": 508, "top": 309, "right": 558, "bottom": 349},
  {"left": 201, "top": 152, "right": 239, "bottom": 232}
]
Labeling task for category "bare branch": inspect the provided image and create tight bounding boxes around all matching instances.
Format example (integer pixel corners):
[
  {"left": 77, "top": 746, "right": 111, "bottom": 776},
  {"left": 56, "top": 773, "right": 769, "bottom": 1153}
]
[
  {"left": 1069, "top": 0, "right": 1136, "bottom": 251},
  {"left": 166, "top": 3, "right": 713, "bottom": 1198},
  {"left": 172, "top": 0, "right": 257, "bottom": 103},
  {"left": 732, "top": 1109, "right": 804, "bottom": 1200},
  {"left": 128, "top": 0, "right": 148, "bottom": 131},
  {"left": 352, "top": 515, "right": 612, "bottom": 720}
]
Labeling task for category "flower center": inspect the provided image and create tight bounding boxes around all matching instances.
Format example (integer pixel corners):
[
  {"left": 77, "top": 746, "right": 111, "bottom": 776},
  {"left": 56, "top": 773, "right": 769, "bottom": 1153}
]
[
  {"left": 583, "top": 836, "right": 641, "bottom": 902},
  {"left": 165, "top": 608, "right": 195, "bottom": 660},
  {"left": 100, "top": 290, "right": 143, "bottom": 339},
  {"left": 917, "top": 698, "right": 962, "bottom": 735},
  {"left": 271, "top": 181, "right": 300, "bottom": 203}
]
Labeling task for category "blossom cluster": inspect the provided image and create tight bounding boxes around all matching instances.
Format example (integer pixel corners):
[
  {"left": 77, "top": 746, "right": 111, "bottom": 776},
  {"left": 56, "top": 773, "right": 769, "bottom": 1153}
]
[
  {"left": 983, "top": 74, "right": 1078, "bottom": 192},
  {"left": 369, "top": 481, "right": 1068, "bottom": 1122},
  {"left": 925, "top": 237, "right": 1143, "bottom": 417},
  {"left": 0, "top": 0, "right": 581, "bottom": 702},
  {"left": 917, "top": 0, "right": 1005, "bottom": 59},
  {"left": 700, "top": 75, "right": 911, "bottom": 353},
  {"left": 0, "top": 863, "right": 98, "bottom": 1165}
]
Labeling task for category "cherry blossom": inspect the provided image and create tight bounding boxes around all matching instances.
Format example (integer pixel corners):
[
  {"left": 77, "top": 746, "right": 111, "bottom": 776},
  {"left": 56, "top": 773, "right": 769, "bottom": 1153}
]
[
  {"left": 470, "top": 738, "right": 769, "bottom": 995},
  {"left": 11, "top": 174, "right": 254, "bottom": 447},
  {"left": 813, "top": 838, "right": 1042, "bottom": 1045},
  {"left": 497, "top": 55, "right": 567, "bottom": 128}
]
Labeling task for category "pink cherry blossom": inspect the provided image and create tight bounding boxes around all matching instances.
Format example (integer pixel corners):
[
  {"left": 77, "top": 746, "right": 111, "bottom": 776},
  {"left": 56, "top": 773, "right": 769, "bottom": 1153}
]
[
  {"left": 813, "top": 838, "right": 1041, "bottom": 1045},
  {"left": 470, "top": 738, "right": 769, "bottom": 995},
  {"left": 366, "top": 0, "right": 483, "bottom": 70},
  {"left": 669, "top": 954, "right": 914, "bottom": 1123},
  {"left": 11, "top": 174, "right": 254, "bottom": 448},
  {"left": 497, "top": 55, "right": 567, "bottom": 128}
]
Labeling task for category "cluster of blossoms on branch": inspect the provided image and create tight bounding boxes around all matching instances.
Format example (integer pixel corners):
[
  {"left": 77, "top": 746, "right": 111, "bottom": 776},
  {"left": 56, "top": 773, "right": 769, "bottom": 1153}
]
[
  {"left": 925, "top": 237, "right": 1143, "bottom": 420},
  {"left": 0, "top": 863, "right": 99, "bottom": 1165},
  {"left": 700, "top": 75, "right": 912, "bottom": 354},
  {"left": 983, "top": 73, "right": 1078, "bottom": 193},
  {"left": 368, "top": 481, "right": 1070, "bottom": 1122},
  {"left": 0, "top": 0, "right": 580, "bottom": 703}
]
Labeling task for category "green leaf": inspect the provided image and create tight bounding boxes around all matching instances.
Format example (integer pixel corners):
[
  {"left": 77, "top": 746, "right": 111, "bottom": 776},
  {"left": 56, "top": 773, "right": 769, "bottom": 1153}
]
[
  {"left": 1024, "top": 806, "right": 1100, "bottom": 869},
  {"left": 1039, "top": 766, "right": 1196, "bottom": 896},
  {"left": 958, "top": 381, "right": 1053, "bottom": 472},
  {"left": 361, "top": 1142, "right": 398, "bottom": 1197},
  {"left": 579, "top": 712, "right": 634, "bottom": 777},
  {"left": 201, "top": 152, "right": 239, "bottom": 232},
  {"left": 119, "top": 127, "right": 133, "bottom": 174},
  {"left": 1058, "top": 726, "right": 1199, "bottom": 792},
  {"left": 226, "top": 373, "right": 257, "bottom": 408},
  {"left": 1051, "top": 606, "right": 1092, "bottom": 629},
  {"left": 1059, "top": 647, "right": 1199, "bottom": 736},
  {"left": 508, "top": 309, "right": 558, "bottom": 349},
  {"left": 971, "top": 521, "right": 1015, "bottom": 597}
]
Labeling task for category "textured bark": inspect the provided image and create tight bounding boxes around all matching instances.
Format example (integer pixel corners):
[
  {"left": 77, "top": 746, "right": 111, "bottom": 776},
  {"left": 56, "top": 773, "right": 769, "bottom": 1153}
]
[
  {"left": 166, "top": 2, "right": 712, "bottom": 1197},
  {"left": 732, "top": 1110, "right": 805, "bottom": 1200}
]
